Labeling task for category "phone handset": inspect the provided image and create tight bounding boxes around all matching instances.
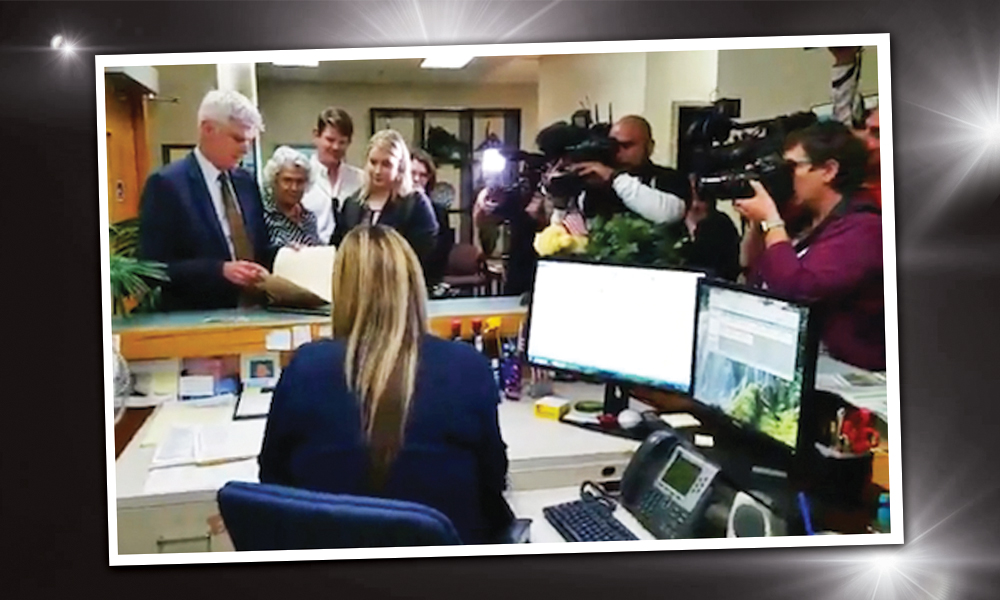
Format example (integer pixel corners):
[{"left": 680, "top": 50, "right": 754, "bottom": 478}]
[{"left": 620, "top": 429, "right": 721, "bottom": 540}]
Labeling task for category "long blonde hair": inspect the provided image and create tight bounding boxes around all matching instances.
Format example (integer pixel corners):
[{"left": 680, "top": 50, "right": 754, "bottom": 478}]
[
  {"left": 361, "top": 129, "right": 414, "bottom": 199},
  {"left": 332, "top": 224, "right": 428, "bottom": 489}
]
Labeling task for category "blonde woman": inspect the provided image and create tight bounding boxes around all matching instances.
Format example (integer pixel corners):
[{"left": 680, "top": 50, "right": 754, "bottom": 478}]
[
  {"left": 258, "top": 225, "right": 513, "bottom": 544},
  {"left": 332, "top": 130, "right": 439, "bottom": 271}
]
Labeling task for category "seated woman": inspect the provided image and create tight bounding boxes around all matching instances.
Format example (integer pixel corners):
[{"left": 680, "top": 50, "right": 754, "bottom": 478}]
[
  {"left": 258, "top": 225, "right": 513, "bottom": 544},
  {"left": 665, "top": 181, "right": 741, "bottom": 281},
  {"left": 735, "top": 121, "right": 884, "bottom": 371},
  {"left": 261, "top": 146, "right": 323, "bottom": 247},
  {"left": 411, "top": 148, "right": 453, "bottom": 288},
  {"left": 332, "top": 130, "right": 439, "bottom": 271}
]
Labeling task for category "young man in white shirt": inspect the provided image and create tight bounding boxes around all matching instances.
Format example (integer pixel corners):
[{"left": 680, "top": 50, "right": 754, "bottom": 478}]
[{"left": 300, "top": 107, "right": 365, "bottom": 244}]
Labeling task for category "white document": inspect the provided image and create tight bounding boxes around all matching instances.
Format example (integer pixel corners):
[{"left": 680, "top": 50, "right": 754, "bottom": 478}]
[
  {"left": 143, "top": 459, "right": 260, "bottom": 496},
  {"left": 150, "top": 425, "right": 199, "bottom": 468},
  {"left": 235, "top": 389, "right": 273, "bottom": 419},
  {"left": 272, "top": 245, "right": 336, "bottom": 303},
  {"left": 292, "top": 325, "right": 312, "bottom": 348},
  {"left": 140, "top": 401, "right": 236, "bottom": 447},
  {"left": 265, "top": 329, "right": 292, "bottom": 351},
  {"left": 816, "top": 374, "right": 888, "bottom": 423},
  {"left": 179, "top": 375, "right": 215, "bottom": 398},
  {"left": 196, "top": 420, "right": 268, "bottom": 465},
  {"left": 130, "top": 359, "right": 181, "bottom": 397}
]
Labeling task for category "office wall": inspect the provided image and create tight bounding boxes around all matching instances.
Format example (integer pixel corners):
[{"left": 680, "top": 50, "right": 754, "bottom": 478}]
[
  {"left": 717, "top": 46, "right": 879, "bottom": 121},
  {"left": 146, "top": 64, "right": 217, "bottom": 170},
  {"left": 257, "top": 80, "right": 539, "bottom": 167},
  {"left": 644, "top": 50, "right": 719, "bottom": 167},
  {"left": 536, "top": 52, "right": 647, "bottom": 136}
]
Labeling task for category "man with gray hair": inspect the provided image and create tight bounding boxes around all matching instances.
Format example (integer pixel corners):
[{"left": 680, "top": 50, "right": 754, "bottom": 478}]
[{"left": 139, "top": 89, "right": 276, "bottom": 311}]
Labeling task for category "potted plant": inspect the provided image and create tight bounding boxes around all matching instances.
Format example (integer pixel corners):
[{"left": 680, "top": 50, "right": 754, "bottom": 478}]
[
  {"left": 109, "top": 218, "right": 169, "bottom": 316},
  {"left": 534, "top": 211, "right": 687, "bottom": 268}
]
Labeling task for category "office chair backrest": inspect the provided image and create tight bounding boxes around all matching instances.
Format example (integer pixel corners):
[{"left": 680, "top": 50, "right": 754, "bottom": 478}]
[
  {"left": 218, "top": 481, "right": 463, "bottom": 551},
  {"left": 446, "top": 243, "right": 485, "bottom": 277}
]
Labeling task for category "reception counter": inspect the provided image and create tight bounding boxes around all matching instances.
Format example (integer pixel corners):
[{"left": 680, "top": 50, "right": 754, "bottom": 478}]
[{"left": 113, "top": 297, "right": 528, "bottom": 362}]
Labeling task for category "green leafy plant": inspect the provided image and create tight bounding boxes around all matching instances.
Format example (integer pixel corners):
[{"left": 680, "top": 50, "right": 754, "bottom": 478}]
[
  {"left": 109, "top": 218, "right": 168, "bottom": 316},
  {"left": 584, "top": 213, "right": 688, "bottom": 267}
]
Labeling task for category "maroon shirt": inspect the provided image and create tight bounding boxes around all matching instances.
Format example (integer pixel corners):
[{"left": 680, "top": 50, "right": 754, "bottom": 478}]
[{"left": 749, "top": 201, "right": 885, "bottom": 371}]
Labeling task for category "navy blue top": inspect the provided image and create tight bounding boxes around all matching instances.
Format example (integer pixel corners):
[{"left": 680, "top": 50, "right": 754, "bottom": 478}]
[{"left": 258, "top": 335, "right": 513, "bottom": 544}]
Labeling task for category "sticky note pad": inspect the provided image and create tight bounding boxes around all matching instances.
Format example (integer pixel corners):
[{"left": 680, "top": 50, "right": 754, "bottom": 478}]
[
  {"left": 694, "top": 434, "right": 715, "bottom": 448},
  {"left": 265, "top": 329, "right": 292, "bottom": 351},
  {"left": 534, "top": 397, "right": 570, "bottom": 420},
  {"left": 660, "top": 413, "right": 702, "bottom": 429}
]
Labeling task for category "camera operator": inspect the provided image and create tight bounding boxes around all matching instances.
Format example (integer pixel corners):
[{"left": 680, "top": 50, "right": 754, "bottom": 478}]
[
  {"left": 474, "top": 174, "right": 551, "bottom": 296},
  {"left": 570, "top": 115, "right": 690, "bottom": 224},
  {"left": 735, "top": 120, "right": 884, "bottom": 371}
]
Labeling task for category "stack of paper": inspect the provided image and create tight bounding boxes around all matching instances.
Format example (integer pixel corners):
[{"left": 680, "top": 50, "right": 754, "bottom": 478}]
[
  {"left": 815, "top": 372, "right": 888, "bottom": 424},
  {"left": 149, "top": 420, "right": 267, "bottom": 469},
  {"left": 234, "top": 388, "right": 273, "bottom": 419}
]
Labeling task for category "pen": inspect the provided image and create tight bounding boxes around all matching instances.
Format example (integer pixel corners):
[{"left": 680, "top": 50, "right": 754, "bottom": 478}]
[
  {"left": 798, "top": 492, "right": 815, "bottom": 536},
  {"left": 835, "top": 408, "right": 846, "bottom": 452}
]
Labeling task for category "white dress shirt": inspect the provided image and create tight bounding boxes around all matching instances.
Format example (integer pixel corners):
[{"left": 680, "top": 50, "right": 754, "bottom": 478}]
[
  {"left": 193, "top": 146, "right": 240, "bottom": 258},
  {"left": 301, "top": 154, "right": 365, "bottom": 243},
  {"left": 610, "top": 172, "right": 686, "bottom": 225}
]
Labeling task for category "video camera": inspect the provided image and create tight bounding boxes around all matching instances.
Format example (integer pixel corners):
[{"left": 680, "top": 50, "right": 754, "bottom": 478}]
[
  {"left": 487, "top": 108, "right": 617, "bottom": 211},
  {"left": 684, "top": 101, "right": 817, "bottom": 205}
]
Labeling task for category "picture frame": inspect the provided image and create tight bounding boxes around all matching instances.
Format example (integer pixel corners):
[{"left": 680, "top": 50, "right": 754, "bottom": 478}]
[
  {"left": 240, "top": 352, "right": 281, "bottom": 388},
  {"left": 161, "top": 143, "right": 196, "bottom": 165}
]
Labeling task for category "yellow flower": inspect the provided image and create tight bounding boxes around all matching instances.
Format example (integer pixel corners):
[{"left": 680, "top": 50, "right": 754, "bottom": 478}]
[{"left": 534, "top": 225, "right": 588, "bottom": 256}]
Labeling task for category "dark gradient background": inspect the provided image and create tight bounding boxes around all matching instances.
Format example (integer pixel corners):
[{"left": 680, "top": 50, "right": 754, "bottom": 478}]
[{"left": 3, "top": 1, "right": 999, "bottom": 598}]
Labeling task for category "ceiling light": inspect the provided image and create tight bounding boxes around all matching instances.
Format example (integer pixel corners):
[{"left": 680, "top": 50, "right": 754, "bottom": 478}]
[
  {"left": 421, "top": 55, "right": 474, "bottom": 69},
  {"left": 51, "top": 34, "right": 64, "bottom": 49},
  {"left": 271, "top": 60, "right": 319, "bottom": 68}
]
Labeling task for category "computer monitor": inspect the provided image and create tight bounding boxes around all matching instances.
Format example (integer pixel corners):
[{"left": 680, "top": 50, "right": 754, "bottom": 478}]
[
  {"left": 691, "top": 280, "right": 818, "bottom": 453},
  {"left": 525, "top": 258, "right": 705, "bottom": 410}
]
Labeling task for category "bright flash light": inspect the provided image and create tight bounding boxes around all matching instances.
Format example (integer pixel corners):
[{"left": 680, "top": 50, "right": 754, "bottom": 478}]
[
  {"left": 985, "top": 122, "right": 1000, "bottom": 144},
  {"left": 873, "top": 552, "right": 898, "bottom": 573},
  {"left": 482, "top": 148, "right": 507, "bottom": 174},
  {"left": 51, "top": 34, "right": 64, "bottom": 49}
]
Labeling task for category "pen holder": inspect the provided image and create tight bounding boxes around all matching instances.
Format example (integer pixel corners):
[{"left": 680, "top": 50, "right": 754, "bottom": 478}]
[{"left": 805, "top": 444, "right": 874, "bottom": 506}]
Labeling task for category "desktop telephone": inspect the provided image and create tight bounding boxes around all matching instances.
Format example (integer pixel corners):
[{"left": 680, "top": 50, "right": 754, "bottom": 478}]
[{"left": 619, "top": 429, "right": 721, "bottom": 539}]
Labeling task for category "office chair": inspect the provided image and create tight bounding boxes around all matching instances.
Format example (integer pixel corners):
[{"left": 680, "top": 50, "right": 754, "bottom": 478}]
[
  {"left": 218, "top": 481, "right": 531, "bottom": 550},
  {"left": 443, "top": 243, "right": 491, "bottom": 297}
]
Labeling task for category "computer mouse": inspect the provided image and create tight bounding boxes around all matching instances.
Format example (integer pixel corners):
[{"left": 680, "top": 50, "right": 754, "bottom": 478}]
[{"left": 617, "top": 409, "right": 642, "bottom": 430}]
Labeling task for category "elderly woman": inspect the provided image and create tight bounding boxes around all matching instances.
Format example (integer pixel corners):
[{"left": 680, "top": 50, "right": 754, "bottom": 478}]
[{"left": 262, "top": 146, "right": 323, "bottom": 247}]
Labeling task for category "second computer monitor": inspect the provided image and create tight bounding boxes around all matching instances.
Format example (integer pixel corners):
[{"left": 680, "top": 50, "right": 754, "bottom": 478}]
[
  {"left": 691, "top": 280, "right": 817, "bottom": 450},
  {"left": 526, "top": 259, "right": 704, "bottom": 394}
]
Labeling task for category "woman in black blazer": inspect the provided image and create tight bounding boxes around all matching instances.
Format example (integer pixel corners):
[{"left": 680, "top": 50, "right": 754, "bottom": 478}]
[
  {"left": 258, "top": 225, "right": 513, "bottom": 544},
  {"left": 332, "top": 130, "right": 440, "bottom": 271}
]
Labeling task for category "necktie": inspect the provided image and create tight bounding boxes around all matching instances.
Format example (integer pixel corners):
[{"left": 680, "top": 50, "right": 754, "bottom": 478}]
[{"left": 219, "top": 172, "right": 254, "bottom": 261}]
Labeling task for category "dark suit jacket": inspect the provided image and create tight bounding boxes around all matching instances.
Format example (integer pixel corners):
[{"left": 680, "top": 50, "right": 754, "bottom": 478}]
[
  {"left": 331, "top": 190, "right": 439, "bottom": 272},
  {"left": 138, "top": 153, "right": 277, "bottom": 312},
  {"left": 258, "top": 335, "right": 514, "bottom": 545}
]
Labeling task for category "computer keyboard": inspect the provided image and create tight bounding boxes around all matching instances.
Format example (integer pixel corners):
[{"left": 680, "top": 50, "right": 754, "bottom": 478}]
[{"left": 543, "top": 498, "right": 639, "bottom": 542}]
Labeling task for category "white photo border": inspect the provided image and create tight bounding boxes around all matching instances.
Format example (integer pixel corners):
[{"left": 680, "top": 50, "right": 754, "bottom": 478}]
[{"left": 98, "top": 33, "right": 900, "bottom": 566}]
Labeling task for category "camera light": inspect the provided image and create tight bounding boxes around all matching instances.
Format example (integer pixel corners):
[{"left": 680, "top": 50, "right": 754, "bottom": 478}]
[{"left": 482, "top": 148, "right": 507, "bottom": 174}]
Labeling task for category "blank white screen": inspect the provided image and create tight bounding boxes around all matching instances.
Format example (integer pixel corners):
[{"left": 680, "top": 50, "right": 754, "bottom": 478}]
[{"left": 526, "top": 260, "right": 703, "bottom": 393}]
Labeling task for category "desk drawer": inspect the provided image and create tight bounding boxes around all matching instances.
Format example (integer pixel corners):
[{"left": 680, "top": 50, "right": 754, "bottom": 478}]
[{"left": 118, "top": 501, "right": 233, "bottom": 555}]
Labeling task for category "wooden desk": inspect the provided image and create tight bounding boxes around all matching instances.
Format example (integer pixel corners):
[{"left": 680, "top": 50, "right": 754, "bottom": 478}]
[
  {"left": 113, "top": 297, "right": 527, "bottom": 361},
  {"left": 112, "top": 297, "right": 529, "bottom": 455}
]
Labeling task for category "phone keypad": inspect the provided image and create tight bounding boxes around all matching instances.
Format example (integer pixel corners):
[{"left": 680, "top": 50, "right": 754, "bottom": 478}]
[{"left": 638, "top": 489, "right": 691, "bottom": 539}]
